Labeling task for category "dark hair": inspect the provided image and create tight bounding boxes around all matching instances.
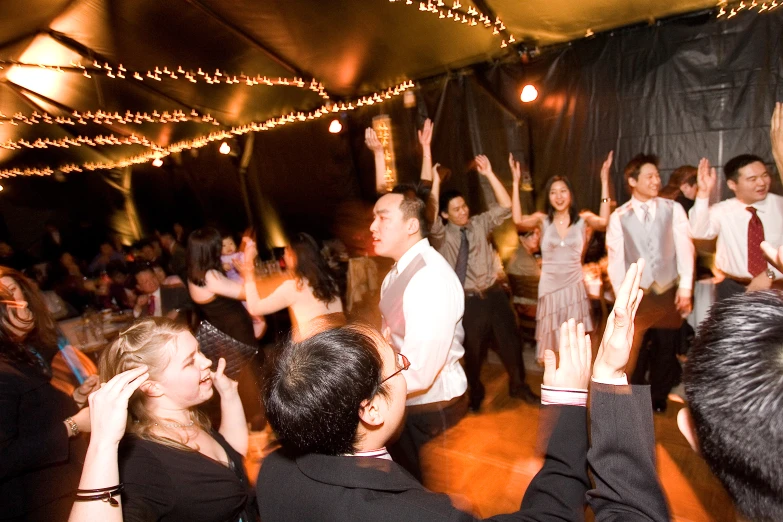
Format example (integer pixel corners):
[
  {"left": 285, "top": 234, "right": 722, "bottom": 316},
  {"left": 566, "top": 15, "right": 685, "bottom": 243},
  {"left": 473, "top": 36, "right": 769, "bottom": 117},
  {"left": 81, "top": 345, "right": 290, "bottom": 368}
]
[
  {"left": 684, "top": 290, "right": 783, "bottom": 521},
  {"left": 391, "top": 183, "right": 429, "bottom": 238},
  {"left": 543, "top": 176, "right": 580, "bottom": 227},
  {"left": 438, "top": 189, "right": 464, "bottom": 215},
  {"left": 659, "top": 165, "right": 697, "bottom": 200},
  {"left": 0, "top": 267, "right": 58, "bottom": 374},
  {"left": 290, "top": 233, "right": 340, "bottom": 305},
  {"left": 187, "top": 227, "right": 224, "bottom": 286},
  {"left": 624, "top": 153, "right": 659, "bottom": 189},
  {"left": 132, "top": 261, "right": 162, "bottom": 278},
  {"left": 264, "top": 324, "right": 390, "bottom": 456},
  {"left": 724, "top": 154, "right": 764, "bottom": 183}
]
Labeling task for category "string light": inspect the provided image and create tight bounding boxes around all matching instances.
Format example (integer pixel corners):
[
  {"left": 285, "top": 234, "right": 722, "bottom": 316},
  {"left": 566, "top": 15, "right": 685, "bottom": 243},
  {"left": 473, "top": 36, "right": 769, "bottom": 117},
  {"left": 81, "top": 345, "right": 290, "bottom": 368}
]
[
  {"left": 219, "top": 141, "right": 231, "bottom": 154},
  {"left": 716, "top": 0, "right": 779, "bottom": 18},
  {"left": 0, "top": 61, "right": 331, "bottom": 100},
  {"left": 0, "top": 108, "right": 220, "bottom": 128},
  {"left": 0, "top": 80, "right": 415, "bottom": 179},
  {"left": 0, "top": 133, "right": 160, "bottom": 151},
  {"left": 388, "top": 0, "right": 515, "bottom": 49}
]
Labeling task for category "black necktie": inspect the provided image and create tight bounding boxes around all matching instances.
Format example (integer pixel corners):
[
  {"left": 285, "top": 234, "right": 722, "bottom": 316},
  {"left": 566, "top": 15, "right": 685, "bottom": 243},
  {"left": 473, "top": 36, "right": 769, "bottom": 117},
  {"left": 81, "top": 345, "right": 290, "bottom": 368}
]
[{"left": 455, "top": 227, "right": 469, "bottom": 286}]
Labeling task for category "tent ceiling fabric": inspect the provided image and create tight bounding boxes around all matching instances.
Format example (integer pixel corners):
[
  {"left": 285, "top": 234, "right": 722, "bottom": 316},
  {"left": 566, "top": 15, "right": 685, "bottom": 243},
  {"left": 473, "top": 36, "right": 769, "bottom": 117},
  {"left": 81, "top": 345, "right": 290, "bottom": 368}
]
[{"left": 0, "top": 0, "right": 717, "bottom": 174}]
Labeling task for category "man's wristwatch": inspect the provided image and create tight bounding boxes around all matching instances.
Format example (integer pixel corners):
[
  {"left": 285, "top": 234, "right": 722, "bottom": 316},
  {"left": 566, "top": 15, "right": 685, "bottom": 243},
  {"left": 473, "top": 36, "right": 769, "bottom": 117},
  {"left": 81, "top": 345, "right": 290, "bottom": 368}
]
[{"left": 767, "top": 269, "right": 776, "bottom": 281}]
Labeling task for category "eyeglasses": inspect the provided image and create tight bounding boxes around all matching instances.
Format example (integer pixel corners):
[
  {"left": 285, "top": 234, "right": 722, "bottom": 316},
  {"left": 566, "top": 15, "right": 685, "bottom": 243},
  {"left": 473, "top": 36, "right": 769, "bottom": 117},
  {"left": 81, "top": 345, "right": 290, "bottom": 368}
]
[{"left": 380, "top": 353, "right": 410, "bottom": 385}]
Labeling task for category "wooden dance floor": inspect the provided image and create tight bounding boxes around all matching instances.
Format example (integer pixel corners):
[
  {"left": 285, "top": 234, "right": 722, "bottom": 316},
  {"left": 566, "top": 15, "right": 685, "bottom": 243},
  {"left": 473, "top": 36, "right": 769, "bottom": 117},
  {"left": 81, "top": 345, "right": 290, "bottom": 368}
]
[{"left": 246, "top": 356, "right": 735, "bottom": 521}]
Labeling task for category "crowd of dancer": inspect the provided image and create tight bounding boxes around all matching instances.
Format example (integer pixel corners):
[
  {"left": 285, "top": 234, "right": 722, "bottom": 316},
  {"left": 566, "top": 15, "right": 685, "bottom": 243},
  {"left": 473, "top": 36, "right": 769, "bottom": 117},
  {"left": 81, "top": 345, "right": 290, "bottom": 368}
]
[{"left": 2, "top": 103, "right": 783, "bottom": 522}]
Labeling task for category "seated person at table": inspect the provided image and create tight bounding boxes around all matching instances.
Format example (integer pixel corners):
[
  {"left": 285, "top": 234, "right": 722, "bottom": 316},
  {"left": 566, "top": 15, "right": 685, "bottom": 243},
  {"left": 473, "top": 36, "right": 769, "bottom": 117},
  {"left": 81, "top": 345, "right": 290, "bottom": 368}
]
[
  {"left": 94, "top": 317, "right": 256, "bottom": 521},
  {"left": 256, "top": 261, "right": 670, "bottom": 521},
  {"left": 679, "top": 289, "right": 783, "bottom": 522},
  {"left": 131, "top": 263, "right": 190, "bottom": 319}
]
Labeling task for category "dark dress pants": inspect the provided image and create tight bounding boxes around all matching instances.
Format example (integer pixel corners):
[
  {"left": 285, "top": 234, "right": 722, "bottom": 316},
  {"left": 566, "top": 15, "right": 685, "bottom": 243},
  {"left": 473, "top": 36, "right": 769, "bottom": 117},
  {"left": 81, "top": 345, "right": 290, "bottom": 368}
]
[{"left": 463, "top": 285, "right": 527, "bottom": 407}]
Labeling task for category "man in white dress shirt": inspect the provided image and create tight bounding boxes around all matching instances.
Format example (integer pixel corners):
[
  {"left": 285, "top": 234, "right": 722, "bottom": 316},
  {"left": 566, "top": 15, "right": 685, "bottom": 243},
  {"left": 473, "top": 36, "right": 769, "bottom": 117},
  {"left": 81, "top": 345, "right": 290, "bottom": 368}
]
[
  {"left": 370, "top": 183, "right": 468, "bottom": 482},
  {"left": 689, "top": 154, "right": 783, "bottom": 300},
  {"left": 606, "top": 153, "right": 694, "bottom": 413}
]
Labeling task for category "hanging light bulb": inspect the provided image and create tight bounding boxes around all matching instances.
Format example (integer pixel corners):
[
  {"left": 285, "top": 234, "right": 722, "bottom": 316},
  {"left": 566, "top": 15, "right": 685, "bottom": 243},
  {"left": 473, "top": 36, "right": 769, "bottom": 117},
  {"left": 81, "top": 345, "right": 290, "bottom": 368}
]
[
  {"left": 219, "top": 141, "right": 231, "bottom": 154},
  {"left": 328, "top": 119, "right": 342, "bottom": 134},
  {"left": 520, "top": 84, "right": 538, "bottom": 103},
  {"left": 0, "top": 184, "right": 4, "bottom": 192},
  {"left": 152, "top": 158, "right": 163, "bottom": 167}
]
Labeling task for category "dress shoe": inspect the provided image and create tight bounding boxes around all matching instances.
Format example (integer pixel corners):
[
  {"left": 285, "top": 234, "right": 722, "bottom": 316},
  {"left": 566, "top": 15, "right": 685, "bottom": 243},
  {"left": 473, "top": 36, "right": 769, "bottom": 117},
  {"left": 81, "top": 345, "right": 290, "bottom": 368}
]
[
  {"left": 652, "top": 399, "right": 668, "bottom": 414},
  {"left": 469, "top": 386, "right": 485, "bottom": 413},
  {"left": 510, "top": 385, "right": 540, "bottom": 404}
]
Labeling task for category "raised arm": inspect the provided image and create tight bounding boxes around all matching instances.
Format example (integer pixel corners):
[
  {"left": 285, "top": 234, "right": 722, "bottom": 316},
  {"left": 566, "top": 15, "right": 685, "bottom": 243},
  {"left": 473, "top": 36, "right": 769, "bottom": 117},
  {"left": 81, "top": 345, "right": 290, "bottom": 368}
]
[
  {"left": 581, "top": 151, "right": 613, "bottom": 232},
  {"left": 418, "top": 118, "right": 433, "bottom": 183},
  {"left": 365, "top": 128, "right": 387, "bottom": 194},
  {"left": 69, "top": 366, "right": 149, "bottom": 522},
  {"left": 510, "top": 154, "right": 545, "bottom": 231},
  {"left": 771, "top": 102, "right": 783, "bottom": 186},
  {"left": 588, "top": 260, "right": 671, "bottom": 522},
  {"left": 475, "top": 155, "right": 511, "bottom": 208},
  {"left": 689, "top": 157, "right": 719, "bottom": 240},
  {"left": 240, "top": 241, "right": 295, "bottom": 316}
]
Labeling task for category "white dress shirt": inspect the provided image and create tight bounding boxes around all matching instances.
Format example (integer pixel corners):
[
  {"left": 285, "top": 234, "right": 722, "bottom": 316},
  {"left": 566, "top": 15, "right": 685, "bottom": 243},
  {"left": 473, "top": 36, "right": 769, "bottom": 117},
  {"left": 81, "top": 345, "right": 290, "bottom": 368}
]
[
  {"left": 380, "top": 239, "right": 467, "bottom": 406},
  {"left": 606, "top": 196, "right": 694, "bottom": 293},
  {"left": 133, "top": 287, "right": 162, "bottom": 318},
  {"left": 689, "top": 193, "right": 783, "bottom": 279}
]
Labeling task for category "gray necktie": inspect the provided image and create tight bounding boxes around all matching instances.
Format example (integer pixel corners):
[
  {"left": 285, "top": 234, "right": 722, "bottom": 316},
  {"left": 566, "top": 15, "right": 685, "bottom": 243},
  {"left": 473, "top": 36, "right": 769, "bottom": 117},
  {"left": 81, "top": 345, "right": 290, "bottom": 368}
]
[
  {"left": 640, "top": 203, "right": 651, "bottom": 230},
  {"left": 455, "top": 227, "right": 469, "bottom": 286}
]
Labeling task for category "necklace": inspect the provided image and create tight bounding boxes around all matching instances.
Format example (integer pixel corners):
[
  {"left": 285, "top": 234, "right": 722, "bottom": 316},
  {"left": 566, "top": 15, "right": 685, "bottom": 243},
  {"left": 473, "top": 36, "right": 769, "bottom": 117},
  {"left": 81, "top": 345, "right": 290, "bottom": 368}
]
[
  {"left": 555, "top": 212, "right": 569, "bottom": 225},
  {"left": 155, "top": 420, "right": 195, "bottom": 429}
]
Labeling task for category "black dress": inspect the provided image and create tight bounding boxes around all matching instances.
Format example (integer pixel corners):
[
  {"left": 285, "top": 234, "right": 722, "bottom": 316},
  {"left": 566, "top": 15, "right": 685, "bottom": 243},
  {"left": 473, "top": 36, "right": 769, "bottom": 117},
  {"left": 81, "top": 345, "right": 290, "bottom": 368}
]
[
  {"left": 0, "top": 344, "right": 85, "bottom": 521},
  {"left": 197, "top": 295, "right": 256, "bottom": 346},
  {"left": 118, "top": 430, "right": 257, "bottom": 522}
]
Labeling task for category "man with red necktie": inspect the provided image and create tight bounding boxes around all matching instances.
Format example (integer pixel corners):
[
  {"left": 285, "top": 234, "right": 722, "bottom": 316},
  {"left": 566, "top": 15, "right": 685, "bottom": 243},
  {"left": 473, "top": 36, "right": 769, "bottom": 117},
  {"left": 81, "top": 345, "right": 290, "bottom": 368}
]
[{"left": 689, "top": 154, "right": 783, "bottom": 300}]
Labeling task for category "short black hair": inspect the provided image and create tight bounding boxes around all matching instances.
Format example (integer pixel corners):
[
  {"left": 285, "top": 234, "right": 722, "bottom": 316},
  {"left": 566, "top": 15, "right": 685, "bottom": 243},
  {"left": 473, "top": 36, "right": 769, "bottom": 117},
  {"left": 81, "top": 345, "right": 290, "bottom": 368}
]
[
  {"left": 438, "top": 189, "right": 464, "bottom": 215},
  {"left": 264, "top": 324, "right": 390, "bottom": 456},
  {"left": 684, "top": 290, "right": 783, "bottom": 521},
  {"left": 724, "top": 154, "right": 765, "bottom": 183},
  {"left": 390, "top": 183, "right": 429, "bottom": 238},
  {"left": 623, "top": 153, "right": 659, "bottom": 187}
]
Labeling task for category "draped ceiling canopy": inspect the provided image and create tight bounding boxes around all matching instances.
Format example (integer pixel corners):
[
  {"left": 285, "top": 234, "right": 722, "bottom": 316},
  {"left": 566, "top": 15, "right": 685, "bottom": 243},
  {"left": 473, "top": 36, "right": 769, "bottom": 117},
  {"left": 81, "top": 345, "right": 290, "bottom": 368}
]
[{"left": 0, "top": 0, "right": 719, "bottom": 178}]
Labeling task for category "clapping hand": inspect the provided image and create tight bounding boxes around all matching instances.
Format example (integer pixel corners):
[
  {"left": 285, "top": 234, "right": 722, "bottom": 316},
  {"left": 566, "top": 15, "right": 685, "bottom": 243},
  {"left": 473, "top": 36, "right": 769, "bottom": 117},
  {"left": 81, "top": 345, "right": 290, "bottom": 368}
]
[
  {"left": 88, "top": 366, "right": 149, "bottom": 447},
  {"left": 696, "top": 158, "right": 717, "bottom": 199},
  {"left": 593, "top": 259, "right": 645, "bottom": 381},
  {"left": 418, "top": 118, "right": 433, "bottom": 148},
  {"left": 210, "top": 357, "right": 239, "bottom": 398},
  {"left": 761, "top": 241, "right": 783, "bottom": 274},
  {"left": 475, "top": 155, "right": 494, "bottom": 177},
  {"left": 600, "top": 151, "right": 614, "bottom": 185},
  {"left": 543, "top": 319, "right": 592, "bottom": 390},
  {"left": 73, "top": 374, "right": 101, "bottom": 409},
  {"left": 365, "top": 128, "right": 383, "bottom": 153}
]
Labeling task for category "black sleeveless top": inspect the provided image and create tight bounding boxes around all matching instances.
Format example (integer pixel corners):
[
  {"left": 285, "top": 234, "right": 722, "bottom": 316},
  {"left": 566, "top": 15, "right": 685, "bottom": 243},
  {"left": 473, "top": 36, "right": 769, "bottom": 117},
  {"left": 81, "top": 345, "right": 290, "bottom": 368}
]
[{"left": 196, "top": 295, "right": 256, "bottom": 346}]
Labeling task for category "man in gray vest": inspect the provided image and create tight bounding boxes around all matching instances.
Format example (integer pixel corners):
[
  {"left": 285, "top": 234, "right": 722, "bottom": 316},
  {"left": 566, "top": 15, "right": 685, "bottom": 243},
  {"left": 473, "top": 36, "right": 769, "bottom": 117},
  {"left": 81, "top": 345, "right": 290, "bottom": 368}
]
[
  {"left": 370, "top": 183, "right": 468, "bottom": 482},
  {"left": 606, "top": 153, "right": 694, "bottom": 413}
]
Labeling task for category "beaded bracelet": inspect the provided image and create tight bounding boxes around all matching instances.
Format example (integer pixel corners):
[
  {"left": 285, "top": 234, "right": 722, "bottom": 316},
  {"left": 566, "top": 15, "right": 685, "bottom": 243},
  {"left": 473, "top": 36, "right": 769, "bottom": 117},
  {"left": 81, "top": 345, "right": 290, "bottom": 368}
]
[{"left": 64, "top": 417, "right": 79, "bottom": 437}]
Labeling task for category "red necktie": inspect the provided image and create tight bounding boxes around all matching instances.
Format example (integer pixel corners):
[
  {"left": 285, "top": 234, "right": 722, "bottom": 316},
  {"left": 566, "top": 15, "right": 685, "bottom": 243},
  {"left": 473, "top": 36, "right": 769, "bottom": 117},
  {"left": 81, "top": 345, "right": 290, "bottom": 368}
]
[
  {"left": 746, "top": 207, "right": 766, "bottom": 276},
  {"left": 148, "top": 294, "right": 156, "bottom": 316}
]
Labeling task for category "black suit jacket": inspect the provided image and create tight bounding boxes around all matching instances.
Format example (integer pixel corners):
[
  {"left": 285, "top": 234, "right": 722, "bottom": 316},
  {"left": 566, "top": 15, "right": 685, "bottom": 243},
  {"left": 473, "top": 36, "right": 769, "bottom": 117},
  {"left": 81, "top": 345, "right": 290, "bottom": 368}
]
[
  {"left": 258, "top": 405, "right": 589, "bottom": 521},
  {"left": 137, "top": 285, "right": 191, "bottom": 318},
  {"left": 257, "top": 386, "right": 670, "bottom": 522}
]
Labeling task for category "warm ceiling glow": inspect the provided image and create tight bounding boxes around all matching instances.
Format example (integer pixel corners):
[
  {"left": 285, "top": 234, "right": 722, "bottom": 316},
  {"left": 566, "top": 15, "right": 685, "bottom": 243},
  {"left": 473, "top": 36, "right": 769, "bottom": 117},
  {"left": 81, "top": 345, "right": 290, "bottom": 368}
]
[
  {"left": 328, "top": 119, "right": 342, "bottom": 134},
  {"left": 219, "top": 141, "right": 231, "bottom": 154},
  {"left": 6, "top": 35, "right": 81, "bottom": 102},
  {"left": 520, "top": 85, "right": 539, "bottom": 103},
  {"left": 152, "top": 158, "right": 163, "bottom": 167}
]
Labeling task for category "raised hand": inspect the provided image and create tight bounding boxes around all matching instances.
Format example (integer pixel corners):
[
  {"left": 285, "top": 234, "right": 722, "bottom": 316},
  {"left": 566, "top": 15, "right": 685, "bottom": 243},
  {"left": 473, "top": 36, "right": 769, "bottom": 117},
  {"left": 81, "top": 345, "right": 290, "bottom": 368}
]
[
  {"left": 761, "top": 241, "right": 783, "bottom": 273},
  {"left": 475, "top": 155, "right": 493, "bottom": 177},
  {"left": 509, "top": 153, "right": 522, "bottom": 184},
  {"left": 543, "top": 319, "right": 592, "bottom": 390},
  {"left": 241, "top": 240, "right": 257, "bottom": 278},
  {"left": 418, "top": 118, "right": 433, "bottom": 148},
  {"left": 593, "top": 259, "right": 645, "bottom": 381},
  {"left": 210, "top": 357, "right": 239, "bottom": 398},
  {"left": 696, "top": 157, "right": 717, "bottom": 199},
  {"left": 600, "top": 151, "right": 613, "bottom": 185},
  {"left": 365, "top": 128, "right": 383, "bottom": 153},
  {"left": 88, "top": 366, "right": 149, "bottom": 446}
]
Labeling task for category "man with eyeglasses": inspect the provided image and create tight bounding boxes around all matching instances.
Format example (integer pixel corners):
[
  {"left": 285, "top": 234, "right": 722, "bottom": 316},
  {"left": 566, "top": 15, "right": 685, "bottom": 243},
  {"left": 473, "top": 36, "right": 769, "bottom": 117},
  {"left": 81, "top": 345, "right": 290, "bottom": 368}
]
[{"left": 257, "top": 263, "right": 670, "bottom": 521}]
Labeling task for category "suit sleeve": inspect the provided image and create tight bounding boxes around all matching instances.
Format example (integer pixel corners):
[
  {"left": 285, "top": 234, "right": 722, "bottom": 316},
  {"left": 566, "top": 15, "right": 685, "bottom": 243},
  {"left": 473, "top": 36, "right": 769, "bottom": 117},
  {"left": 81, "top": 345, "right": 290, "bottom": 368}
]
[{"left": 586, "top": 384, "right": 670, "bottom": 521}]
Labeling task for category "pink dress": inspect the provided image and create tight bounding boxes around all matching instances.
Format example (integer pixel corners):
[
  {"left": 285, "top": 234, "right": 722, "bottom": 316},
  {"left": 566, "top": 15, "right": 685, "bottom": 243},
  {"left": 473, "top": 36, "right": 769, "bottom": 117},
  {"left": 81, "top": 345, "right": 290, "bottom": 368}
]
[{"left": 535, "top": 218, "right": 593, "bottom": 360}]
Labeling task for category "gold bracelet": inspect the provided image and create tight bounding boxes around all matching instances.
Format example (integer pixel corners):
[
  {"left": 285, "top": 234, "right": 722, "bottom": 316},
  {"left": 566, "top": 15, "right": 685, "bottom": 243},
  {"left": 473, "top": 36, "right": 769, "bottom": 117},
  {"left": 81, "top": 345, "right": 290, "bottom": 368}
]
[{"left": 64, "top": 416, "right": 80, "bottom": 437}]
